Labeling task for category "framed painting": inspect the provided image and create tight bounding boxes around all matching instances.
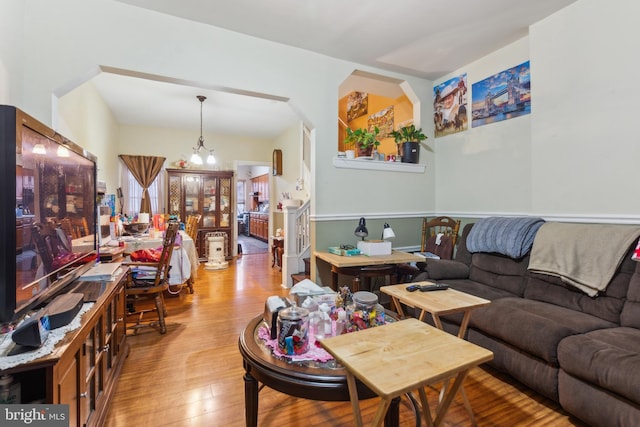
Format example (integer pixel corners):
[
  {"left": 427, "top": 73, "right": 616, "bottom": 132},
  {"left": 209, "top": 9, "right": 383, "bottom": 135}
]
[
  {"left": 347, "top": 91, "right": 368, "bottom": 122},
  {"left": 433, "top": 73, "right": 468, "bottom": 138},
  {"left": 471, "top": 61, "right": 531, "bottom": 128},
  {"left": 368, "top": 106, "right": 394, "bottom": 138}
]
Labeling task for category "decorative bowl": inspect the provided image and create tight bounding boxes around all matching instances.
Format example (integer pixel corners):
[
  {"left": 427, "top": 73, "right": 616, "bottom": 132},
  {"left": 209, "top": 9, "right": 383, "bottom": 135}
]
[{"left": 123, "top": 222, "right": 149, "bottom": 235}]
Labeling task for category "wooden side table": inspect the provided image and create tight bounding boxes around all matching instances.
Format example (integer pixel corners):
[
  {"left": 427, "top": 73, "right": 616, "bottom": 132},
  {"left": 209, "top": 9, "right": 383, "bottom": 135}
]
[
  {"left": 380, "top": 282, "right": 491, "bottom": 425},
  {"left": 380, "top": 282, "right": 490, "bottom": 338},
  {"left": 321, "top": 318, "right": 493, "bottom": 427},
  {"left": 271, "top": 237, "right": 284, "bottom": 271}
]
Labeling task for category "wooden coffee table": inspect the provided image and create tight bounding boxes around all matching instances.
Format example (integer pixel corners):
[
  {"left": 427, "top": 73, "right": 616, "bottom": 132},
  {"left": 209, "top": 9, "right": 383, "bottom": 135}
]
[
  {"left": 320, "top": 318, "right": 493, "bottom": 427},
  {"left": 238, "top": 315, "right": 419, "bottom": 427}
]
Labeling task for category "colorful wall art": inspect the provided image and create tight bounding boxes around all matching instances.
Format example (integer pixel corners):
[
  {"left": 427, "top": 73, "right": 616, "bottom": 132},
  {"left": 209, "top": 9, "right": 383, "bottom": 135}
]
[
  {"left": 347, "top": 91, "right": 368, "bottom": 122},
  {"left": 471, "top": 61, "right": 531, "bottom": 128},
  {"left": 433, "top": 74, "right": 468, "bottom": 138},
  {"left": 368, "top": 106, "right": 394, "bottom": 138}
]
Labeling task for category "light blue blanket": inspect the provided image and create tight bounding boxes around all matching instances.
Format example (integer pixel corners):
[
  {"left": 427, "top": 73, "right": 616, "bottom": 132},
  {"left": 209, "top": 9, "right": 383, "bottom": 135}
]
[{"left": 467, "top": 216, "right": 545, "bottom": 259}]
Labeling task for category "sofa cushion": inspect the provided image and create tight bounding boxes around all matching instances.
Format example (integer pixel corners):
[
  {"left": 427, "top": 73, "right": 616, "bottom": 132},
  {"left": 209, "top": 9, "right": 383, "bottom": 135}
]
[
  {"left": 621, "top": 261, "right": 640, "bottom": 328},
  {"left": 443, "top": 279, "right": 517, "bottom": 301},
  {"left": 412, "top": 259, "right": 469, "bottom": 281},
  {"left": 470, "top": 297, "right": 617, "bottom": 365},
  {"left": 558, "top": 327, "right": 640, "bottom": 406},
  {"left": 468, "top": 253, "right": 529, "bottom": 297},
  {"left": 454, "top": 223, "right": 474, "bottom": 266},
  {"left": 559, "top": 370, "right": 640, "bottom": 427},
  {"left": 525, "top": 245, "right": 636, "bottom": 324}
]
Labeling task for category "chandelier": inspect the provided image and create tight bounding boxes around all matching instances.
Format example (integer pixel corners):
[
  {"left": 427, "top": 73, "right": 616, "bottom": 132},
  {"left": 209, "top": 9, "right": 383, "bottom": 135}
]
[{"left": 190, "top": 95, "right": 216, "bottom": 165}]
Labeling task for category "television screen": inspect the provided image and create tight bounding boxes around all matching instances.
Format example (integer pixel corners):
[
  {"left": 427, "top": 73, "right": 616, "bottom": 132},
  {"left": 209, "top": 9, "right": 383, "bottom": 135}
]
[{"left": 3, "top": 106, "right": 97, "bottom": 324}]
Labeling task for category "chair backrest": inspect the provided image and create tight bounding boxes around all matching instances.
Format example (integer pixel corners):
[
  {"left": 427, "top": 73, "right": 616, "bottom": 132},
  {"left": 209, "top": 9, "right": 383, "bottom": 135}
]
[
  {"left": 32, "top": 221, "right": 72, "bottom": 273},
  {"left": 151, "top": 221, "right": 180, "bottom": 287},
  {"left": 420, "top": 216, "right": 461, "bottom": 260},
  {"left": 185, "top": 214, "right": 201, "bottom": 242}
]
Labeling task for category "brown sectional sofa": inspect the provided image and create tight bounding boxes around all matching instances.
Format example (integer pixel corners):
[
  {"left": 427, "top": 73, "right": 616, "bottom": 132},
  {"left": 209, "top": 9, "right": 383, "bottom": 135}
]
[{"left": 410, "top": 220, "right": 640, "bottom": 427}]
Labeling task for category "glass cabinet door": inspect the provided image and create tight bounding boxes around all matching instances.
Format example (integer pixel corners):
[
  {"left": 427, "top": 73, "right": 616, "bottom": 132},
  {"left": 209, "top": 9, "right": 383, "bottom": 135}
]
[
  {"left": 202, "top": 176, "right": 217, "bottom": 228},
  {"left": 168, "top": 174, "right": 183, "bottom": 217},
  {"left": 184, "top": 175, "right": 201, "bottom": 217},
  {"left": 219, "top": 177, "right": 231, "bottom": 228}
]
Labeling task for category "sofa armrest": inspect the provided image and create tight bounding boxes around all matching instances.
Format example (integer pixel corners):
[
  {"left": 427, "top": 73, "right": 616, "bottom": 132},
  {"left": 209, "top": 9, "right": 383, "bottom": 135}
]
[{"left": 415, "top": 259, "right": 470, "bottom": 280}]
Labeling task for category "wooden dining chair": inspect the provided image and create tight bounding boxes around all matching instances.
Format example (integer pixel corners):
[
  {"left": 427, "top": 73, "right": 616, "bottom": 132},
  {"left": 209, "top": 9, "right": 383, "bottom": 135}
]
[
  {"left": 124, "top": 221, "right": 179, "bottom": 334},
  {"left": 185, "top": 214, "right": 201, "bottom": 242},
  {"left": 420, "top": 216, "right": 461, "bottom": 259},
  {"left": 182, "top": 214, "right": 201, "bottom": 293},
  {"left": 395, "top": 216, "right": 461, "bottom": 283}
]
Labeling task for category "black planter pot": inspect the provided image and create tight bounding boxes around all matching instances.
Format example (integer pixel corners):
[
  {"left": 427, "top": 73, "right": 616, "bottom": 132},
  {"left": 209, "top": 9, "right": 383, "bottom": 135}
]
[{"left": 400, "top": 141, "right": 420, "bottom": 163}]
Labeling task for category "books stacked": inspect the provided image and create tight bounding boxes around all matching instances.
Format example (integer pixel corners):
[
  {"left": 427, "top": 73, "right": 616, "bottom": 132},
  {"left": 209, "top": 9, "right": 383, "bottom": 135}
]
[{"left": 79, "top": 262, "right": 122, "bottom": 281}]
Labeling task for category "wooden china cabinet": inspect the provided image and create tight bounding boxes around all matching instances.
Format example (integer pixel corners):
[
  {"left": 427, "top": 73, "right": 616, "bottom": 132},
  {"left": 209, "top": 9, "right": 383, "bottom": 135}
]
[{"left": 166, "top": 169, "right": 234, "bottom": 259}]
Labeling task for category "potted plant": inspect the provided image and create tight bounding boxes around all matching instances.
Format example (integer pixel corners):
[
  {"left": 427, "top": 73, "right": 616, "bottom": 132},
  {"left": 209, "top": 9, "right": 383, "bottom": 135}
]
[
  {"left": 344, "top": 126, "right": 380, "bottom": 158},
  {"left": 390, "top": 124, "right": 427, "bottom": 164}
]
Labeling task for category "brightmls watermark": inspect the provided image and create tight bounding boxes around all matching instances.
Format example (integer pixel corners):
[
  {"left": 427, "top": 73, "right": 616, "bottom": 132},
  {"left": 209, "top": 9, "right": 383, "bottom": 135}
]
[{"left": 1, "top": 405, "right": 68, "bottom": 426}]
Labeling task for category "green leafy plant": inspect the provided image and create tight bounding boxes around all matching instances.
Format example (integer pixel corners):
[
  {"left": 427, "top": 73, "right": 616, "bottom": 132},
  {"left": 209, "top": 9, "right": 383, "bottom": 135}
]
[
  {"left": 390, "top": 124, "right": 427, "bottom": 144},
  {"left": 344, "top": 126, "right": 380, "bottom": 149}
]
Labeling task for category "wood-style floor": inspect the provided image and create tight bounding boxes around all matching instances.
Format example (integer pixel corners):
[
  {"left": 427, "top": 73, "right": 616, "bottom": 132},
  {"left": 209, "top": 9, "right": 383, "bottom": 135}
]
[{"left": 104, "top": 252, "right": 587, "bottom": 427}]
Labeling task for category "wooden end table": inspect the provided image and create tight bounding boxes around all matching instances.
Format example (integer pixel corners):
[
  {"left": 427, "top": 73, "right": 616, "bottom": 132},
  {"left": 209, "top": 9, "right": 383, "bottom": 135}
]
[
  {"left": 320, "top": 318, "right": 493, "bottom": 427},
  {"left": 380, "top": 282, "right": 490, "bottom": 338}
]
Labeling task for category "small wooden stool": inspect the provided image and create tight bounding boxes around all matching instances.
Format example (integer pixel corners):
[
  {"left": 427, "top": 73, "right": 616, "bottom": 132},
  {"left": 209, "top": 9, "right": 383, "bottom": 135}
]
[{"left": 320, "top": 318, "right": 493, "bottom": 427}]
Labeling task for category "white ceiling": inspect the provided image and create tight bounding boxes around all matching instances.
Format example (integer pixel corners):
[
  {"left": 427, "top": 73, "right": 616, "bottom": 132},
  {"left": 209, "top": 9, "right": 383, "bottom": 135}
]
[{"left": 87, "top": 0, "right": 577, "bottom": 139}]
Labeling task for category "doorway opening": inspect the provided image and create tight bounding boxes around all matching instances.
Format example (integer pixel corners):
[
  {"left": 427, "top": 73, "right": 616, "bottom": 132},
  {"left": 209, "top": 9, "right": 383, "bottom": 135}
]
[{"left": 236, "top": 163, "right": 270, "bottom": 255}]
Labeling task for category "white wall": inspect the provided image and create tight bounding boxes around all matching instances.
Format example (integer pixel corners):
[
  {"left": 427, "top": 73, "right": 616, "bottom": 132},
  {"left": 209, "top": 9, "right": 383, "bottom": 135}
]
[
  {"left": 6, "top": 0, "right": 434, "bottom": 227},
  {"left": 6, "top": 0, "right": 638, "bottom": 242},
  {"left": 57, "top": 81, "right": 120, "bottom": 194},
  {"left": 0, "top": 1, "right": 24, "bottom": 105},
  {"left": 434, "top": 0, "right": 640, "bottom": 223},
  {"left": 434, "top": 38, "right": 532, "bottom": 216},
  {"left": 273, "top": 122, "right": 307, "bottom": 205},
  {"left": 530, "top": 0, "right": 640, "bottom": 220}
]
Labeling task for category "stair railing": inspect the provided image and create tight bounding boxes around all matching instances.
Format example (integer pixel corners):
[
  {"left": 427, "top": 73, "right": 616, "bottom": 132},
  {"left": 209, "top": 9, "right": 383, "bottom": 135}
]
[{"left": 281, "top": 199, "right": 311, "bottom": 287}]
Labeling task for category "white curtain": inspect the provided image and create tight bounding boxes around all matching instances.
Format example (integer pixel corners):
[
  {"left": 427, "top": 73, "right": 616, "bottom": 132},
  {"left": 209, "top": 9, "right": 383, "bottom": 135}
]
[{"left": 119, "top": 159, "right": 165, "bottom": 217}]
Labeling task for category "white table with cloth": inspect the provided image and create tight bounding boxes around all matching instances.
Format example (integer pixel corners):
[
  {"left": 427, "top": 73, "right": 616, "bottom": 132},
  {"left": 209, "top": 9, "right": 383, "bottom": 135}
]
[{"left": 120, "top": 230, "right": 198, "bottom": 285}]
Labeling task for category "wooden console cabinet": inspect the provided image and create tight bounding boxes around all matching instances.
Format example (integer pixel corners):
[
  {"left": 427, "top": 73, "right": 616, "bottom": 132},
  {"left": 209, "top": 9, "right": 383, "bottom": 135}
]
[
  {"left": 0, "top": 270, "right": 129, "bottom": 427},
  {"left": 167, "top": 169, "right": 234, "bottom": 259}
]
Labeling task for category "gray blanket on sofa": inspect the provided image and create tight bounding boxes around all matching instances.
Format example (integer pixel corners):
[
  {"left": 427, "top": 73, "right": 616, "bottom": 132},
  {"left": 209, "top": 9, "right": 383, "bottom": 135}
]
[
  {"left": 466, "top": 216, "right": 545, "bottom": 259},
  {"left": 528, "top": 222, "right": 640, "bottom": 296}
]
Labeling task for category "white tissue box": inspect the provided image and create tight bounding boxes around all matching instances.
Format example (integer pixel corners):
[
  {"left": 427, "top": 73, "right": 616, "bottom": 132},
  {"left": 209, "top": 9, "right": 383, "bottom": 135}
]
[
  {"left": 357, "top": 240, "right": 392, "bottom": 256},
  {"left": 292, "top": 287, "right": 335, "bottom": 306}
]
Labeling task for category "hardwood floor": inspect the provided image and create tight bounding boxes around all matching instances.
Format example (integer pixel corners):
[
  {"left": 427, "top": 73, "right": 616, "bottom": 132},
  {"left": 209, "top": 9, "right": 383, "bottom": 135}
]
[{"left": 104, "top": 252, "right": 587, "bottom": 426}]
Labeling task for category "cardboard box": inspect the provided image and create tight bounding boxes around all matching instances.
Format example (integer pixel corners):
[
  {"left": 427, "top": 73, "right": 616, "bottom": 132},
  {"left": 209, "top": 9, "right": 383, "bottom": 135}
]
[{"left": 357, "top": 240, "right": 392, "bottom": 256}]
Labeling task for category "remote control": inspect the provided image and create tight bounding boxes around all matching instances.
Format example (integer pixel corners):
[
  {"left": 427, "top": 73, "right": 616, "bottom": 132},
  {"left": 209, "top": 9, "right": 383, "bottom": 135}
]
[
  {"left": 406, "top": 284, "right": 420, "bottom": 292},
  {"left": 419, "top": 284, "right": 449, "bottom": 292}
]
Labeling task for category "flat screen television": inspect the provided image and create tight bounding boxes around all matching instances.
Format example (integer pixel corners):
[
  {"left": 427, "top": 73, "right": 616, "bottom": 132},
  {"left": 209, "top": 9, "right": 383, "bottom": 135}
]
[{"left": 0, "top": 105, "right": 98, "bottom": 325}]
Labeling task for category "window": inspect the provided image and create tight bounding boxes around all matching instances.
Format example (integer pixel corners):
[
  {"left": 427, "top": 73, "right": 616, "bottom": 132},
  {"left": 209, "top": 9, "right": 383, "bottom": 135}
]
[
  {"left": 236, "top": 180, "right": 246, "bottom": 213},
  {"left": 120, "top": 167, "right": 164, "bottom": 216}
]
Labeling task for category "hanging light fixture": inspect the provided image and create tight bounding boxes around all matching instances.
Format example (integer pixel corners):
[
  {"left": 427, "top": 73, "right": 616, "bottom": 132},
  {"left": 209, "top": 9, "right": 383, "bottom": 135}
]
[
  {"left": 190, "top": 95, "right": 216, "bottom": 165},
  {"left": 56, "top": 144, "right": 70, "bottom": 157},
  {"left": 32, "top": 143, "right": 47, "bottom": 155}
]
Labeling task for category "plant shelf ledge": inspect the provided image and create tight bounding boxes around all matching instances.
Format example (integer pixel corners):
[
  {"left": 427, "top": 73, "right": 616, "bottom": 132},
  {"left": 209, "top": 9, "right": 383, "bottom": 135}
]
[{"left": 332, "top": 157, "right": 425, "bottom": 173}]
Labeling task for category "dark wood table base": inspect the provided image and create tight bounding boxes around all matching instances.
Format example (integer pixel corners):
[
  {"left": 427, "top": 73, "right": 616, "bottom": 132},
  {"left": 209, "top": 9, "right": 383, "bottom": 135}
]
[{"left": 239, "top": 316, "right": 419, "bottom": 427}]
